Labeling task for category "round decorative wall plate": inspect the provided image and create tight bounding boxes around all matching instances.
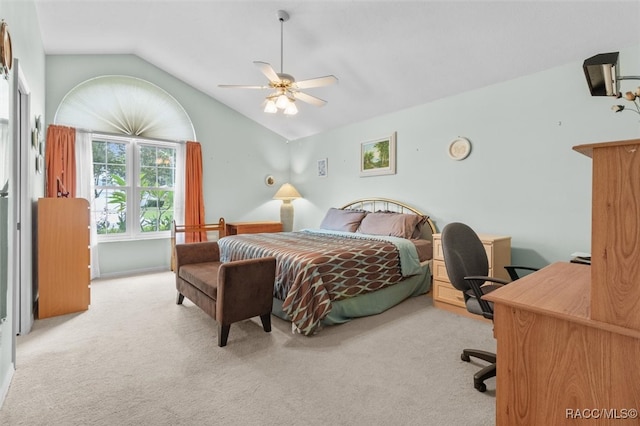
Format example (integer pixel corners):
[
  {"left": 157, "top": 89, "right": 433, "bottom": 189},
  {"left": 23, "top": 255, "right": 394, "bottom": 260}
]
[
  {"left": 0, "top": 21, "right": 12, "bottom": 76},
  {"left": 448, "top": 137, "right": 471, "bottom": 161}
]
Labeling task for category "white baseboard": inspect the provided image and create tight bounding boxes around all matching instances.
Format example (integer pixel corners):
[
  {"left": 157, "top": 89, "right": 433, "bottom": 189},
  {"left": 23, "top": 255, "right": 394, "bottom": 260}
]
[{"left": 95, "top": 266, "right": 170, "bottom": 280}]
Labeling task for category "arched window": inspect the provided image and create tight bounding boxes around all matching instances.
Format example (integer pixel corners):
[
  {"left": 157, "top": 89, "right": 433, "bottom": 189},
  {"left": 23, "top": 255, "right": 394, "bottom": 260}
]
[
  {"left": 54, "top": 75, "right": 195, "bottom": 141},
  {"left": 54, "top": 76, "right": 194, "bottom": 241}
]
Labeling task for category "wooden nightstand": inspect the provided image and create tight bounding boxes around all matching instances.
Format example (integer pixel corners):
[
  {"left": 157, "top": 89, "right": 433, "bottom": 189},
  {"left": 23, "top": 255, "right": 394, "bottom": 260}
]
[
  {"left": 225, "top": 221, "right": 283, "bottom": 235},
  {"left": 432, "top": 232, "right": 511, "bottom": 321}
]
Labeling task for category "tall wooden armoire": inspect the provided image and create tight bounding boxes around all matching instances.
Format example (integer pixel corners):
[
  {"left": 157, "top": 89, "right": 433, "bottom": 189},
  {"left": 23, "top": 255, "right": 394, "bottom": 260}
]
[{"left": 37, "top": 197, "right": 90, "bottom": 318}]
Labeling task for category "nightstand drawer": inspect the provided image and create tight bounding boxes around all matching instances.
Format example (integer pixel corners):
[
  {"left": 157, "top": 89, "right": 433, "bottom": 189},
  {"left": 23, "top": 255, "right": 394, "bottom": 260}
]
[
  {"left": 432, "top": 259, "right": 449, "bottom": 281},
  {"left": 433, "top": 236, "right": 444, "bottom": 260},
  {"left": 433, "top": 279, "right": 465, "bottom": 308},
  {"left": 435, "top": 261, "right": 495, "bottom": 284}
]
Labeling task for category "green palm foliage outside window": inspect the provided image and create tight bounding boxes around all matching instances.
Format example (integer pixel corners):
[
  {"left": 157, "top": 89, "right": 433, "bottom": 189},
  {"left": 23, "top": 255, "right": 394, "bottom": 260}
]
[
  {"left": 138, "top": 144, "right": 175, "bottom": 233},
  {"left": 92, "top": 137, "right": 176, "bottom": 238}
]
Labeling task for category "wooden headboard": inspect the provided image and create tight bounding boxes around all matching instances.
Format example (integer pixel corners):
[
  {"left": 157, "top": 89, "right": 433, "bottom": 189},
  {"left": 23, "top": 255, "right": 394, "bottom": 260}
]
[{"left": 339, "top": 197, "right": 436, "bottom": 240}]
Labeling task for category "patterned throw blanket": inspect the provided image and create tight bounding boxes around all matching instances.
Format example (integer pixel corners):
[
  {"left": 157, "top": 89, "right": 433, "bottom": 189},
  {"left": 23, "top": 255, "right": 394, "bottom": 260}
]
[{"left": 218, "top": 230, "right": 420, "bottom": 336}]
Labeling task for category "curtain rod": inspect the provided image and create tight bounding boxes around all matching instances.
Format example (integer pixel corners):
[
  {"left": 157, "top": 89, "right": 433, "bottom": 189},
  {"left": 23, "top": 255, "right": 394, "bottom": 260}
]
[{"left": 73, "top": 127, "right": 188, "bottom": 145}]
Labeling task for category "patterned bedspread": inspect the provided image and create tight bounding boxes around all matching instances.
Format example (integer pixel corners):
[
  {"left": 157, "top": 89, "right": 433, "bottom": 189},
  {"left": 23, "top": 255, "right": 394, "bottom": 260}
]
[{"left": 218, "top": 229, "right": 423, "bottom": 335}]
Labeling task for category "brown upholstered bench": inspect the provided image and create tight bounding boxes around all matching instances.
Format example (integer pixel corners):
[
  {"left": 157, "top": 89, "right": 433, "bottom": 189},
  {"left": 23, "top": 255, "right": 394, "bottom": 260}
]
[{"left": 174, "top": 241, "right": 276, "bottom": 347}]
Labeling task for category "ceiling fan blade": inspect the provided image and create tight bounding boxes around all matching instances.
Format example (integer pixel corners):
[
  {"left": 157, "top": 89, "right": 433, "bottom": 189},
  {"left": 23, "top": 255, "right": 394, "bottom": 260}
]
[
  {"left": 254, "top": 61, "right": 281, "bottom": 83},
  {"left": 218, "top": 84, "right": 269, "bottom": 89},
  {"left": 294, "top": 75, "right": 338, "bottom": 89},
  {"left": 293, "top": 91, "right": 328, "bottom": 107}
]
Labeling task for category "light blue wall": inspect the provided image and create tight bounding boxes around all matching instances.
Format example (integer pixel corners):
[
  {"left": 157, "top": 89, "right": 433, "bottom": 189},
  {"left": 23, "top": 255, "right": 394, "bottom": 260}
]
[
  {"left": 45, "top": 44, "right": 640, "bottom": 273},
  {"left": 0, "top": 0, "right": 46, "bottom": 407},
  {"left": 46, "top": 55, "right": 289, "bottom": 276},
  {"left": 290, "top": 44, "right": 640, "bottom": 267}
]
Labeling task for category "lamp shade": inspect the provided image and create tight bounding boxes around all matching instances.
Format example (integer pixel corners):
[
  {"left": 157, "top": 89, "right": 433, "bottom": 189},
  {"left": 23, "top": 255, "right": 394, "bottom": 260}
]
[{"left": 273, "top": 183, "right": 301, "bottom": 200}]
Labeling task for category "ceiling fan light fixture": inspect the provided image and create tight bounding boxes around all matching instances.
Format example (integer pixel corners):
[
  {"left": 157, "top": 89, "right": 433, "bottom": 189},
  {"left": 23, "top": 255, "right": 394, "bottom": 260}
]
[
  {"left": 284, "top": 100, "right": 298, "bottom": 115},
  {"left": 219, "top": 9, "right": 337, "bottom": 116},
  {"left": 264, "top": 99, "right": 278, "bottom": 113},
  {"left": 275, "top": 93, "right": 290, "bottom": 109}
]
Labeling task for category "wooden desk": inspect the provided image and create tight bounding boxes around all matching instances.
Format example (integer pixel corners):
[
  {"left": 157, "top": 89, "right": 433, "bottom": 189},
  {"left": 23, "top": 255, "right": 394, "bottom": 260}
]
[
  {"left": 485, "top": 262, "right": 640, "bottom": 425},
  {"left": 485, "top": 139, "right": 640, "bottom": 425},
  {"left": 225, "top": 221, "right": 282, "bottom": 235}
]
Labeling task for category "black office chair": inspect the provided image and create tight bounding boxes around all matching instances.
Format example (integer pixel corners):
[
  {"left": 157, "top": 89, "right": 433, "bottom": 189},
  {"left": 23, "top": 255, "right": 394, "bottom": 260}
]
[
  {"left": 504, "top": 265, "right": 538, "bottom": 281},
  {"left": 440, "top": 222, "right": 537, "bottom": 392}
]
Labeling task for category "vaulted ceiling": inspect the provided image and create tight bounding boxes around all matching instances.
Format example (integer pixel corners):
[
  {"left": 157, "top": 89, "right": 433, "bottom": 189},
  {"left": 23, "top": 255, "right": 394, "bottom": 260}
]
[{"left": 34, "top": 1, "right": 640, "bottom": 141}]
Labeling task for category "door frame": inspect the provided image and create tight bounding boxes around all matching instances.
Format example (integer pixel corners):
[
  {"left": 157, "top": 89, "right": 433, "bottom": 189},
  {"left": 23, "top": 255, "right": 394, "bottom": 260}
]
[{"left": 12, "top": 59, "right": 34, "bottom": 336}]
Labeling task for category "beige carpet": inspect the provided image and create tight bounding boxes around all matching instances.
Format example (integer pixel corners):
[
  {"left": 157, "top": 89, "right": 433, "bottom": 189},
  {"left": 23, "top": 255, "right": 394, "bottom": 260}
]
[{"left": 0, "top": 271, "right": 496, "bottom": 425}]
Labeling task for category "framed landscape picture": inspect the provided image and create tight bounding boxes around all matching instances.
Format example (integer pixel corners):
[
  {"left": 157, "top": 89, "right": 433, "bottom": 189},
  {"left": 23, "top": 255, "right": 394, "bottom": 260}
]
[
  {"left": 360, "top": 132, "right": 396, "bottom": 177},
  {"left": 317, "top": 158, "right": 328, "bottom": 177}
]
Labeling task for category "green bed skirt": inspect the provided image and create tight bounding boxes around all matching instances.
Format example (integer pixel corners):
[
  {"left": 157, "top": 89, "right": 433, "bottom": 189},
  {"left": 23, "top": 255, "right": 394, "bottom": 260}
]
[{"left": 272, "top": 263, "right": 432, "bottom": 326}]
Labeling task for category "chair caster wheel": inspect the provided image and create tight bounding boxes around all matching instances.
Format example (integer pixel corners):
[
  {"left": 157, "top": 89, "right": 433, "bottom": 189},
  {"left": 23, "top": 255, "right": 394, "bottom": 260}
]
[
  {"left": 475, "top": 382, "right": 487, "bottom": 393},
  {"left": 461, "top": 353, "right": 470, "bottom": 362}
]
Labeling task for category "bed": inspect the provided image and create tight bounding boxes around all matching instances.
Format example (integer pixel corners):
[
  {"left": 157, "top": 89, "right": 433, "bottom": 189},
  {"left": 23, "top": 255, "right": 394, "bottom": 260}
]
[{"left": 217, "top": 198, "right": 436, "bottom": 336}]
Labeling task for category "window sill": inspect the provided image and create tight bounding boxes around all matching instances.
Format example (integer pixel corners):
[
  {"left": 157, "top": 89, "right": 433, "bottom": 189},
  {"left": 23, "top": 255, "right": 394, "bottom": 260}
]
[{"left": 98, "top": 233, "right": 171, "bottom": 243}]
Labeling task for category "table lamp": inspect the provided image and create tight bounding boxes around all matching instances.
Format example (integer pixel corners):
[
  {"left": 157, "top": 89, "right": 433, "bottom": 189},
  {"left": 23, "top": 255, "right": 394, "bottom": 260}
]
[{"left": 273, "top": 183, "right": 301, "bottom": 232}]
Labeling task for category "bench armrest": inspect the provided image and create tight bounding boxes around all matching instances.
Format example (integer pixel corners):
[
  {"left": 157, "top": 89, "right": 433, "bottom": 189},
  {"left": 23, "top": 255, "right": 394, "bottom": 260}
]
[{"left": 217, "top": 257, "right": 277, "bottom": 324}]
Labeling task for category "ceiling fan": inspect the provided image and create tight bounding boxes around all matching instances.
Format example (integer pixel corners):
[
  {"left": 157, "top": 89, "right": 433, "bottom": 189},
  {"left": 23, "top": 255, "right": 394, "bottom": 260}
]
[{"left": 218, "top": 10, "right": 338, "bottom": 115}]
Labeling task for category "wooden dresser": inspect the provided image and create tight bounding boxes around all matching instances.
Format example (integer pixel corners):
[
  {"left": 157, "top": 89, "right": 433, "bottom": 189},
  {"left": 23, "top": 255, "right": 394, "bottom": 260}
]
[
  {"left": 485, "top": 138, "right": 640, "bottom": 425},
  {"left": 432, "top": 232, "right": 511, "bottom": 320},
  {"left": 37, "top": 197, "right": 91, "bottom": 319},
  {"left": 225, "top": 221, "right": 282, "bottom": 235}
]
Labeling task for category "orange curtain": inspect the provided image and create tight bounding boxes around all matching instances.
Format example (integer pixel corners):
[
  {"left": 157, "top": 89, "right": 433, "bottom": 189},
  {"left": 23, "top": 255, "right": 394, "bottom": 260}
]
[
  {"left": 45, "top": 125, "right": 77, "bottom": 197},
  {"left": 184, "top": 141, "right": 207, "bottom": 242}
]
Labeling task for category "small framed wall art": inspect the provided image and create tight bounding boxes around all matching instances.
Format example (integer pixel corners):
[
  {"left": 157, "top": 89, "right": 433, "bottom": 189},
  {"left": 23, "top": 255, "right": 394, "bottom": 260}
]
[
  {"left": 0, "top": 20, "right": 12, "bottom": 79},
  {"left": 31, "top": 128, "right": 38, "bottom": 149},
  {"left": 35, "top": 154, "right": 43, "bottom": 174},
  {"left": 32, "top": 115, "right": 44, "bottom": 150},
  {"left": 317, "top": 158, "right": 328, "bottom": 177},
  {"left": 360, "top": 132, "right": 396, "bottom": 177},
  {"left": 36, "top": 115, "right": 43, "bottom": 142}
]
